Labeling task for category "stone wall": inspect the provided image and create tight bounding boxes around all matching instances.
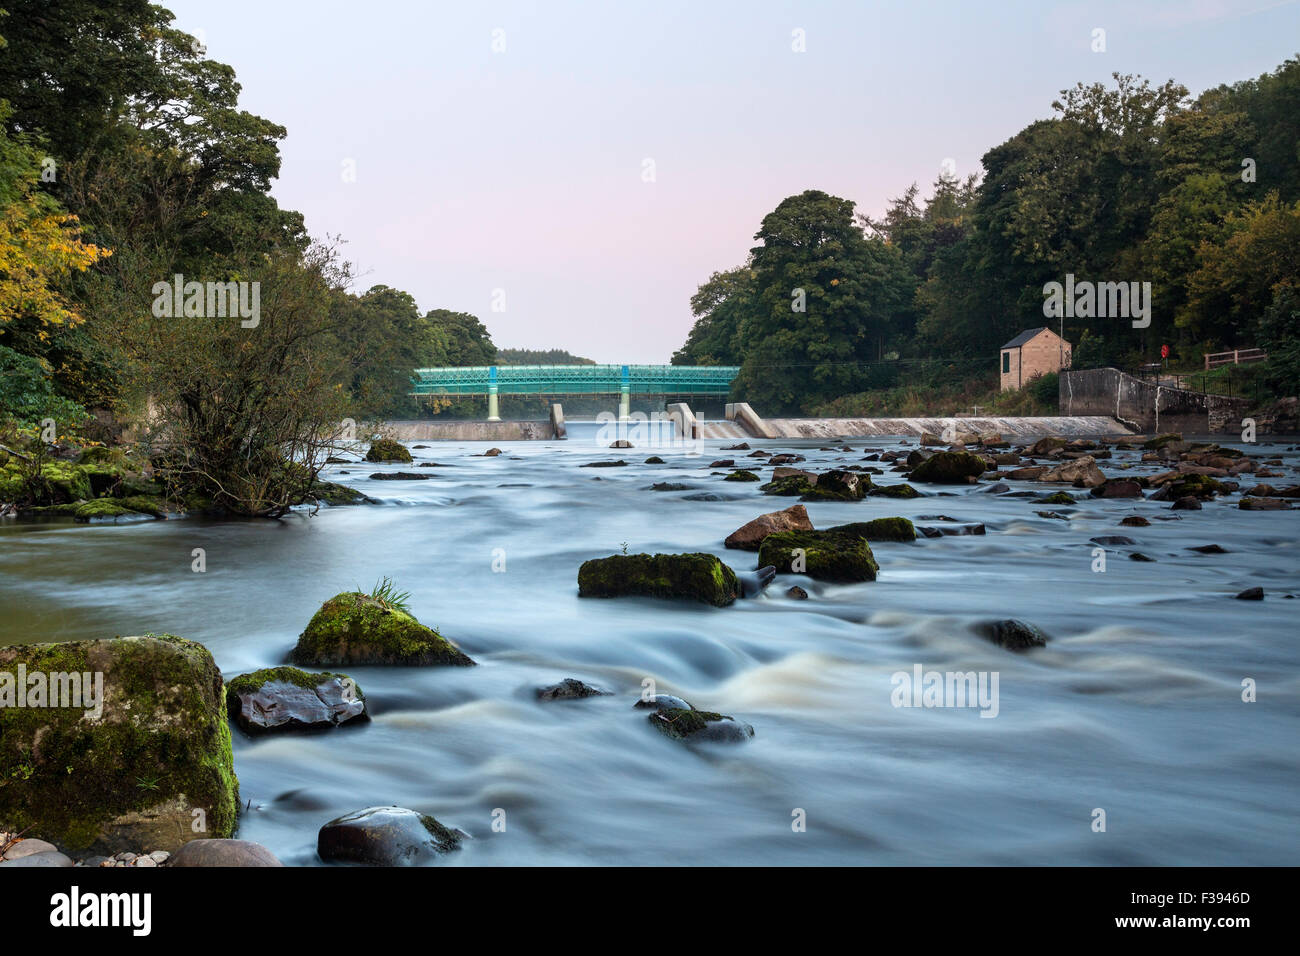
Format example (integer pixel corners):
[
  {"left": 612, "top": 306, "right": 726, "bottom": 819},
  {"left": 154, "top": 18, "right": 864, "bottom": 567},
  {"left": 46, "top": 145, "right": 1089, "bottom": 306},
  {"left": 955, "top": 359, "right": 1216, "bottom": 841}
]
[{"left": 1060, "top": 367, "right": 1250, "bottom": 435}]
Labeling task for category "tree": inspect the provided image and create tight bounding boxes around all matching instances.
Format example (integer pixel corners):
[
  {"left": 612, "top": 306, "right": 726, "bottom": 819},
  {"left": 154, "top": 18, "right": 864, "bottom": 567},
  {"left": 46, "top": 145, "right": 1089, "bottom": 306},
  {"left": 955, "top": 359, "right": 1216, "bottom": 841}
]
[{"left": 671, "top": 266, "right": 754, "bottom": 366}]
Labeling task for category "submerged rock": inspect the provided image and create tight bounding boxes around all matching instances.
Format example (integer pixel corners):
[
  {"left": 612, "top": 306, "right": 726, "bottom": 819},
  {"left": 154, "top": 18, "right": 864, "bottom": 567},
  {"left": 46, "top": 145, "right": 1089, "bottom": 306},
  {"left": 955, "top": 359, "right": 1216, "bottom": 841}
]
[
  {"left": 0, "top": 635, "right": 239, "bottom": 855},
  {"left": 317, "top": 806, "right": 462, "bottom": 866},
  {"left": 757, "top": 529, "right": 880, "bottom": 582},
  {"left": 1119, "top": 515, "right": 1150, "bottom": 527},
  {"left": 536, "top": 678, "right": 611, "bottom": 701},
  {"left": 364, "top": 439, "right": 411, "bottom": 463},
  {"left": 291, "top": 592, "right": 475, "bottom": 667},
  {"left": 633, "top": 694, "right": 694, "bottom": 712},
  {"left": 577, "top": 552, "right": 741, "bottom": 606},
  {"left": 225, "top": 666, "right": 367, "bottom": 735},
  {"left": 647, "top": 708, "right": 754, "bottom": 743},
  {"left": 369, "top": 471, "right": 432, "bottom": 480},
  {"left": 739, "top": 565, "right": 777, "bottom": 597},
  {"left": 908, "top": 451, "right": 985, "bottom": 484},
  {"left": 724, "top": 504, "right": 813, "bottom": 551},
  {"left": 977, "top": 619, "right": 1050, "bottom": 651},
  {"left": 1235, "top": 586, "right": 1264, "bottom": 600},
  {"left": 870, "top": 482, "right": 921, "bottom": 498},
  {"left": 786, "top": 586, "right": 809, "bottom": 600},
  {"left": 1239, "top": 496, "right": 1290, "bottom": 510}
]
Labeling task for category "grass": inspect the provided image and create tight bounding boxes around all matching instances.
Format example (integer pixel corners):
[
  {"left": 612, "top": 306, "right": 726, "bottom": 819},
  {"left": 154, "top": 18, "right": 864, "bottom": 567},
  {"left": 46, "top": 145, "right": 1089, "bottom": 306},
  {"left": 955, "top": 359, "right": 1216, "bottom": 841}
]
[{"left": 366, "top": 575, "right": 413, "bottom": 614}]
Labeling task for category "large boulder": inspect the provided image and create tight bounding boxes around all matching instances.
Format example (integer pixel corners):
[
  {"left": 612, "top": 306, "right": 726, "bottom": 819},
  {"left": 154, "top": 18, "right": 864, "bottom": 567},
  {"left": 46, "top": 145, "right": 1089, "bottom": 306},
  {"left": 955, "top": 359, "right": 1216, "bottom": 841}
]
[
  {"left": 1039, "top": 456, "right": 1106, "bottom": 488},
  {"left": 1026, "top": 436, "right": 1067, "bottom": 456},
  {"left": 577, "top": 553, "right": 741, "bottom": 606},
  {"left": 908, "top": 451, "right": 985, "bottom": 484},
  {"left": 0, "top": 635, "right": 238, "bottom": 855},
  {"left": 291, "top": 592, "right": 475, "bottom": 667},
  {"left": 757, "top": 529, "right": 880, "bottom": 582},
  {"left": 364, "top": 439, "right": 411, "bottom": 463},
  {"left": 724, "top": 504, "right": 813, "bottom": 550},
  {"left": 317, "top": 806, "right": 462, "bottom": 866},
  {"left": 225, "top": 667, "right": 367, "bottom": 735}
]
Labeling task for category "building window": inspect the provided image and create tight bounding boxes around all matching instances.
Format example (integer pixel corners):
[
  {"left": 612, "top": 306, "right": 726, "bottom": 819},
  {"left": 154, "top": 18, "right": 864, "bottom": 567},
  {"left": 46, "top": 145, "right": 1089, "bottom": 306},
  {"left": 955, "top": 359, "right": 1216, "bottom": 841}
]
[{"left": 1002, "top": 351, "right": 1010, "bottom": 374}]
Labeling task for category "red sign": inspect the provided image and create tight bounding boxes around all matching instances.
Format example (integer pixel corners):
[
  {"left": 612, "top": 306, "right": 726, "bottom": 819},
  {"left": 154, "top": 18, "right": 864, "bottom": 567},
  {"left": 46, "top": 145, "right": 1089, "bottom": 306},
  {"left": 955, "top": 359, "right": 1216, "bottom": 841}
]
[{"left": 1160, "top": 344, "right": 1170, "bottom": 359}]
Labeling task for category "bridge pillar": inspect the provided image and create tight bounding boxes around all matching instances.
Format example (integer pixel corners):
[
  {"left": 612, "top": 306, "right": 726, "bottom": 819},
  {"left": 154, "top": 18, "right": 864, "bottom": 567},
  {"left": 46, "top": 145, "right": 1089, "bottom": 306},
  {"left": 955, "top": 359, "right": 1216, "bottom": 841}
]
[
  {"left": 618, "top": 365, "right": 630, "bottom": 421},
  {"left": 487, "top": 366, "right": 501, "bottom": 421}
]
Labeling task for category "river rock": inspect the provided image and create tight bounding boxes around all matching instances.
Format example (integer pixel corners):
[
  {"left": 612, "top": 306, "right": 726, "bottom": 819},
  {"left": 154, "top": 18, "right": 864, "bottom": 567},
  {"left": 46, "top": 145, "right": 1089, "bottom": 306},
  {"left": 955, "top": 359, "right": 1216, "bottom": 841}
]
[
  {"left": 369, "top": 471, "right": 431, "bottom": 480},
  {"left": 1039, "top": 456, "right": 1105, "bottom": 487},
  {"left": 1235, "top": 587, "right": 1265, "bottom": 600},
  {"left": 610, "top": 440, "right": 634, "bottom": 448},
  {"left": 170, "top": 839, "right": 284, "bottom": 867},
  {"left": 318, "top": 806, "right": 461, "bottom": 866},
  {"left": 0, "top": 850, "right": 74, "bottom": 867},
  {"left": 1090, "top": 479, "right": 1143, "bottom": 498},
  {"left": 647, "top": 708, "right": 754, "bottom": 743},
  {"left": 577, "top": 552, "right": 741, "bottom": 606},
  {"left": 724, "top": 469, "right": 761, "bottom": 482},
  {"left": 827, "top": 517, "right": 917, "bottom": 542},
  {"left": 536, "top": 678, "right": 611, "bottom": 701},
  {"left": 757, "top": 528, "right": 879, "bottom": 582},
  {"left": 482, "top": 448, "right": 502, "bottom": 456},
  {"left": 871, "top": 482, "right": 921, "bottom": 498},
  {"left": 650, "top": 482, "right": 692, "bottom": 491},
  {"left": 1119, "top": 516, "right": 1150, "bottom": 527},
  {"left": 786, "top": 586, "right": 809, "bottom": 600},
  {"left": 291, "top": 592, "right": 475, "bottom": 667},
  {"left": 908, "top": 451, "right": 985, "bottom": 484},
  {"left": 1007, "top": 466, "right": 1049, "bottom": 480},
  {"left": 1090, "top": 535, "right": 1136, "bottom": 546},
  {"left": 226, "top": 667, "right": 367, "bottom": 734},
  {"left": 633, "top": 694, "right": 694, "bottom": 712},
  {"left": 1172, "top": 496, "right": 1202, "bottom": 510},
  {"left": 722, "top": 443, "right": 750, "bottom": 451},
  {"left": 801, "top": 469, "right": 869, "bottom": 501},
  {"left": 2, "top": 837, "right": 59, "bottom": 860},
  {"left": 1239, "top": 497, "right": 1290, "bottom": 510},
  {"left": 1188, "top": 544, "right": 1229, "bottom": 554},
  {"left": 977, "top": 619, "right": 1050, "bottom": 651},
  {"left": 725, "top": 505, "right": 815, "bottom": 551},
  {"left": 709, "top": 459, "right": 735, "bottom": 468},
  {"left": 0, "top": 635, "right": 238, "bottom": 855},
  {"left": 1027, "top": 436, "right": 1068, "bottom": 456},
  {"left": 644, "top": 456, "right": 664, "bottom": 464},
  {"left": 364, "top": 439, "right": 411, "bottom": 463}
]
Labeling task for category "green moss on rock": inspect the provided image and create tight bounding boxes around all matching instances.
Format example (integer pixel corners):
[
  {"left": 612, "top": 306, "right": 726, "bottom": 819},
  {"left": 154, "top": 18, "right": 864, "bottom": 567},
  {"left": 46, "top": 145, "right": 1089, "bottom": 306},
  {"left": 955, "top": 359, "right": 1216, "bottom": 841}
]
[
  {"left": 577, "top": 552, "right": 740, "bottom": 606},
  {"left": 1143, "top": 433, "right": 1183, "bottom": 449},
  {"left": 828, "top": 517, "right": 916, "bottom": 542},
  {"left": 757, "top": 529, "right": 880, "bottom": 582},
  {"left": 291, "top": 592, "right": 475, "bottom": 667},
  {"left": 364, "top": 439, "right": 412, "bottom": 463},
  {"left": 871, "top": 483, "right": 921, "bottom": 499},
  {"left": 723, "top": 469, "right": 761, "bottom": 482},
  {"left": 0, "top": 634, "right": 239, "bottom": 854},
  {"left": 760, "top": 475, "right": 816, "bottom": 496},
  {"left": 800, "top": 469, "right": 870, "bottom": 501}
]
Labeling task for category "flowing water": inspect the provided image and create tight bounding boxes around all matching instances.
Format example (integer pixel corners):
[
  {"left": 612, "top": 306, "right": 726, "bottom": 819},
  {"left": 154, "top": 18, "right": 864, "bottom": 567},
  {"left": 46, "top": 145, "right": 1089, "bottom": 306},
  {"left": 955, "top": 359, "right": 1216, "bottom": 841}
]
[{"left": 2, "top": 429, "right": 1298, "bottom": 865}]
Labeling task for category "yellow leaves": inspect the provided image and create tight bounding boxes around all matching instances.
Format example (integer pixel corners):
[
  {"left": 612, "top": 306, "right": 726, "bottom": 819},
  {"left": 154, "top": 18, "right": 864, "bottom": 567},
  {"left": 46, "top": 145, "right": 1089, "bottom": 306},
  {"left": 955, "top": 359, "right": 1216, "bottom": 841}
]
[{"left": 0, "top": 165, "right": 112, "bottom": 327}]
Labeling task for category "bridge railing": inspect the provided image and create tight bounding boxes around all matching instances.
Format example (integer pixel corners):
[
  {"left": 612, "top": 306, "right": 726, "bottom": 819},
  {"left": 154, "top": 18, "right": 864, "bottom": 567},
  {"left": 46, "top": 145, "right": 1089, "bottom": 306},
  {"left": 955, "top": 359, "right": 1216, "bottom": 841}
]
[{"left": 410, "top": 364, "right": 739, "bottom": 396}]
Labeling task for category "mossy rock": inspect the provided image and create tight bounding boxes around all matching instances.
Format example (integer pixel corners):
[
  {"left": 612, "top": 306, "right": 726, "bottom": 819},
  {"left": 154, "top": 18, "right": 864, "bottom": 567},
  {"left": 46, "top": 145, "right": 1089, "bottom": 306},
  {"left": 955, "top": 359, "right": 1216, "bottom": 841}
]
[
  {"left": 908, "top": 451, "right": 985, "bottom": 484},
  {"left": 1167, "top": 473, "right": 1226, "bottom": 500},
  {"left": 647, "top": 707, "right": 754, "bottom": 742},
  {"left": 1142, "top": 433, "right": 1182, "bottom": 450},
  {"left": 225, "top": 666, "right": 366, "bottom": 734},
  {"left": 364, "top": 439, "right": 412, "bottom": 463},
  {"left": 310, "top": 478, "right": 370, "bottom": 505},
  {"left": 760, "top": 475, "right": 816, "bottom": 496},
  {"left": 723, "top": 469, "right": 761, "bottom": 482},
  {"left": 0, "top": 634, "right": 239, "bottom": 854},
  {"left": 291, "top": 592, "right": 475, "bottom": 667},
  {"left": 72, "top": 496, "right": 167, "bottom": 522},
  {"left": 828, "top": 517, "right": 916, "bottom": 542},
  {"left": 757, "top": 529, "right": 879, "bottom": 582},
  {"left": 1034, "top": 491, "right": 1078, "bottom": 504},
  {"left": 800, "top": 469, "right": 870, "bottom": 501},
  {"left": 871, "top": 483, "right": 921, "bottom": 499},
  {"left": 577, "top": 552, "right": 740, "bottom": 607}
]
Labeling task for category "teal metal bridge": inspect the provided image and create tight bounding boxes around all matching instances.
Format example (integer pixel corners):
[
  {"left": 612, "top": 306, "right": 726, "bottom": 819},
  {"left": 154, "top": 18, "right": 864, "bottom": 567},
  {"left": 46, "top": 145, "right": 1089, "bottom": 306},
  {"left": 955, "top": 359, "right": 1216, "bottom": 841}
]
[{"left": 411, "top": 364, "right": 740, "bottom": 420}]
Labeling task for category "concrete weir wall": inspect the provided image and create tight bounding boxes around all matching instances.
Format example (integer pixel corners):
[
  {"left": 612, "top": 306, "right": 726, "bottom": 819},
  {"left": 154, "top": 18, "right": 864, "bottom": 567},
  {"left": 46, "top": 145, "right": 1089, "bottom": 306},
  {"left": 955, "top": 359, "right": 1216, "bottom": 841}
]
[
  {"left": 384, "top": 420, "right": 555, "bottom": 441},
  {"left": 1061, "top": 367, "right": 1250, "bottom": 434},
  {"left": 755, "top": 415, "right": 1130, "bottom": 440}
]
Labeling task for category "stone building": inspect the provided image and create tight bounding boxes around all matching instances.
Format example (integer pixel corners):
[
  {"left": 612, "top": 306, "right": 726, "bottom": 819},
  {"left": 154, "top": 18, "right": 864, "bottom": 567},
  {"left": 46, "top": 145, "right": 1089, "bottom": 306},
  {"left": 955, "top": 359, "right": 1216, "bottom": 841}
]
[{"left": 1000, "top": 327, "right": 1072, "bottom": 392}]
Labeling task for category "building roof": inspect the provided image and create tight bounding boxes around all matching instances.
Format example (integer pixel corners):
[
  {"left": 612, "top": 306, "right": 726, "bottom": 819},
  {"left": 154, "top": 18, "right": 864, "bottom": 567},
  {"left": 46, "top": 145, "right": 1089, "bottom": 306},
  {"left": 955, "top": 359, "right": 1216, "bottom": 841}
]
[{"left": 1001, "top": 327, "right": 1053, "bottom": 350}]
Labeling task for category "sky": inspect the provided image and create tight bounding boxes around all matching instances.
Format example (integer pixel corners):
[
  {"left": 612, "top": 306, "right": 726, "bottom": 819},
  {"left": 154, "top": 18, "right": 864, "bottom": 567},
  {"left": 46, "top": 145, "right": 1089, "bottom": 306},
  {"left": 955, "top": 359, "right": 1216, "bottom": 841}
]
[{"left": 163, "top": 0, "right": 1300, "bottom": 364}]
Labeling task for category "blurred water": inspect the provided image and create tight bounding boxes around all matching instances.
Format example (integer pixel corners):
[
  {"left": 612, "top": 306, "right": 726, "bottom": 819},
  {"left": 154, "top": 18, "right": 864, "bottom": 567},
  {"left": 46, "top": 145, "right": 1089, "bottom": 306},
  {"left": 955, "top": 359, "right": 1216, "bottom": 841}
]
[{"left": 1, "top": 430, "right": 1297, "bottom": 865}]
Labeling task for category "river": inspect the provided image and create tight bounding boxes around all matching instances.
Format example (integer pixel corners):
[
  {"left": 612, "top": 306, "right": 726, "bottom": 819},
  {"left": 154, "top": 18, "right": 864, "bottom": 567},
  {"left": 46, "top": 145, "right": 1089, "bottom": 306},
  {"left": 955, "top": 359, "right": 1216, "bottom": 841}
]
[{"left": 1, "top": 427, "right": 1297, "bottom": 865}]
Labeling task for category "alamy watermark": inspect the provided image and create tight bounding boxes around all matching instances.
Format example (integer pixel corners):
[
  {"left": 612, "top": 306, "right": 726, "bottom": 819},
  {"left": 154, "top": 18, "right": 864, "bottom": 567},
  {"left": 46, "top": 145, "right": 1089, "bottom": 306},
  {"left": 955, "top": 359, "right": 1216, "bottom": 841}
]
[
  {"left": 0, "top": 667, "right": 104, "bottom": 718},
  {"left": 151, "top": 274, "right": 260, "bottom": 328},
  {"left": 1043, "top": 274, "right": 1150, "bottom": 328},
  {"left": 891, "top": 664, "right": 1000, "bottom": 718}
]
